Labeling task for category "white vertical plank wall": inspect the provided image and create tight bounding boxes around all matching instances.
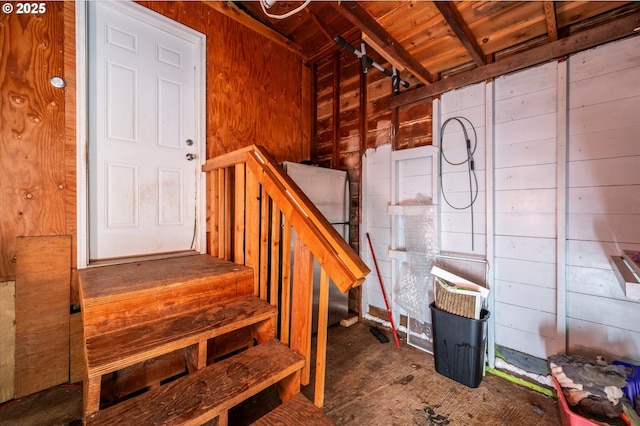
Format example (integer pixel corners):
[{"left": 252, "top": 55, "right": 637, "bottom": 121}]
[
  {"left": 361, "top": 145, "right": 393, "bottom": 320},
  {"left": 493, "top": 62, "right": 559, "bottom": 359},
  {"left": 439, "top": 84, "right": 488, "bottom": 256},
  {"left": 361, "top": 35, "right": 640, "bottom": 365},
  {"left": 566, "top": 36, "right": 640, "bottom": 362}
]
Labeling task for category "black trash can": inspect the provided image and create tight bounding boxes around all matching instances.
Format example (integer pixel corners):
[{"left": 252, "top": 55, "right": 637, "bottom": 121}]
[{"left": 430, "top": 302, "right": 490, "bottom": 388}]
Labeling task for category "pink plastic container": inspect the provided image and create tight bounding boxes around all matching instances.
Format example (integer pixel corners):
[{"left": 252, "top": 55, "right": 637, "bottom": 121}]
[{"left": 553, "top": 377, "right": 601, "bottom": 426}]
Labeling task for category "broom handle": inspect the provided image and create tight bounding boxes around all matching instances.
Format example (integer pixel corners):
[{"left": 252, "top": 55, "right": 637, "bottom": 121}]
[{"left": 366, "top": 233, "right": 401, "bottom": 348}]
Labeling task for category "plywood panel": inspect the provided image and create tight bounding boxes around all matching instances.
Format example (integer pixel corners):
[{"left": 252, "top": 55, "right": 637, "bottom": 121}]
[
  {"left": 69, "top": 312, "right": 84, "bottom": 384},
  {"left": 14, "top": 236, "right": 71, "bottom": 397},
  {"left": 0, "top": 3, "right": 67, "bottom": 280},
  {"left": 0, "top": 281, "right": 15, "bottom": 403}
]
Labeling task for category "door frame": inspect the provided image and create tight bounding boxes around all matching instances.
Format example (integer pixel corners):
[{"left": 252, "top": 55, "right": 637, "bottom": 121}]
[{"left": 76, "top": 0, "right": 207, "bottom": 268}]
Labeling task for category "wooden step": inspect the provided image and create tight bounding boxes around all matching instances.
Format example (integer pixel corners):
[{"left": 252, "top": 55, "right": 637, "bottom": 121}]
[
  {"left": 86, "top": 339, "right": 305, "bottom": 426},
  {"left": 250, "top": 393, "right": 336, "bottom": 426},
  {"left": 85, "top": 295, "right": 276, "bottom": 377},
  {"left": 79, "top": 254, "right": 254, "bottom": 337},
  {"left": 83, "top": 295, "right": 277, "bottom": 415}
]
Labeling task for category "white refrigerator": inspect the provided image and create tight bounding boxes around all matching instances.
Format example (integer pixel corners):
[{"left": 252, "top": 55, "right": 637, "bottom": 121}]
[{"left": 282, "top": 162, "right": 350, "bottom": 332}]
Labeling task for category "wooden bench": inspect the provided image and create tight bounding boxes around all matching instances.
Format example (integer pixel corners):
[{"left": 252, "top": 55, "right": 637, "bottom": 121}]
[
  {"left": 86, "top": 339, "right": 305, "bottom": 425},
  {"left": 83, "top": 295, "right": 278, "bottom": 416}
]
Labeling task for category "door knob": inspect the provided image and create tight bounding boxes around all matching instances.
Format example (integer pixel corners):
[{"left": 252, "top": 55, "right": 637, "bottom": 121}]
[{"left": 186, "top": 153, "right": 196, "bottom": 161}]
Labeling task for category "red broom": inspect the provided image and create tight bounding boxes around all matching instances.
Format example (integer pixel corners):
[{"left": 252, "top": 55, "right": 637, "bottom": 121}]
[{"left": 366, "top": 232, "right": 401, "bottom": 348}]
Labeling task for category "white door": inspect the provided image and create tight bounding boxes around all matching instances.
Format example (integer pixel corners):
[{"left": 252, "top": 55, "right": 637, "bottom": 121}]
[{"left": 88, "top": 1, "right": 204, "bottom": 260}]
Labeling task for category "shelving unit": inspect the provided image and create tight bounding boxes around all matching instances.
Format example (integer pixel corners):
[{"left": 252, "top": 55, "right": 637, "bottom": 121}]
[{"left": 387, "top": 146, "right": 439, "bottom": 354}]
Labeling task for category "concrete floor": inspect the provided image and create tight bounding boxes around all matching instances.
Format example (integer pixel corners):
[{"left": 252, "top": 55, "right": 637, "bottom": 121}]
[{"left": 0, "top": 320, "right": 561, "bottom": 425}]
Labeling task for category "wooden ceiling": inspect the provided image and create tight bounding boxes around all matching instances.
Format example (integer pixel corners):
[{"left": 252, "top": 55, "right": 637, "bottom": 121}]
[{"left": 210, "top": 1, "right": 640, "bottom": 99}]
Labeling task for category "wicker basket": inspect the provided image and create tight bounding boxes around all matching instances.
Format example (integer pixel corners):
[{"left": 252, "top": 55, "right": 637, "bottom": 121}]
[{"left": 434, "top": 277, "right": 481, "bottom": 319}]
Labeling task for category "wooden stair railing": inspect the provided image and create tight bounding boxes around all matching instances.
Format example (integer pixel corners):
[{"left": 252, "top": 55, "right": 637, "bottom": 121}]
[{"left": 202, "top": 145, "right": 370, "bottom": 407}]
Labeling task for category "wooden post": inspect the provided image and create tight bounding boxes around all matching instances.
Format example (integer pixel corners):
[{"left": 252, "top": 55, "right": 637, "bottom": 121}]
[
  {"left": 270, "top": 205, "right": 281, "bottom": 306},
  {"left": 223, "top": 168, "right": 233, "bottom": 260},
  {"left": 314, "top": 268, "right": 330, "bottom": 408},
  {"left": 259, "top": 196, "right": 271, "bottom": 300},
  {"left": 245, "top": 170, "right": 261, "bottom": 295},
  {"left": 332, "top": 50, "right": 341, "bottom": 169},
  {"left": 277, "top": 371, "right": 301, "bottom": 404},
  {"left": 84, "top": 375, "right": 101, "bottom": 417},
  {"left": 209, "top": 170, "right": 219, "bottom": 257},
  {"left": 185, "top": 341, "right": 207, "bottom": 373},
  {"left": 234, "top": 163, "right": 245, "bottom": 264},
  {"left": 280, "top": 219, "right": 292, "bottom": 345},
  {"left": 217, "top": 169, "right": 226, "bottom": 259},
  {"left": 289, "top": 233, "right": 314, "bottom": 385}
]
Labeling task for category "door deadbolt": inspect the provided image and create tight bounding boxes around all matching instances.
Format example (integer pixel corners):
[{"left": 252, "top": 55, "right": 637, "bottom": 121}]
[
  {"left": 186, "top": 139, "right": 194, "bottom": 146},
  {"left": 186, "top": 153, "right": 196, "bottom": 161}
]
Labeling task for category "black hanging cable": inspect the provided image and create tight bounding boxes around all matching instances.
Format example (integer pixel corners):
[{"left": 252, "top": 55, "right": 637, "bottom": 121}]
[{"left": 439, "top": 116, "right": 479, "bottom": 250}]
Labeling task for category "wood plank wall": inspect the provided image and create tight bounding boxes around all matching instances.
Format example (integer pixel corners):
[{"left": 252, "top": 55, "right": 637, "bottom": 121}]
[
  {"left": 360, "top": 35, "right": 640, "bottom": 365},
  {"left": 492, "top": 64, "right": 558, "bottom": 358},
  {"left": 0, "top": 2, "right": 68, "bottom": 280},
  {"left": 0, "top": 1, "right": 72, "bottom": 401},
  {"left": 0, "top": 0, "right": 308, "bottom": 401},
  {"left": 565, "top": 36, "right": 640, "bottom": 362},
  {"left": 313, "top": 45, "right": 432, "bottom": 256},
  {"left": 137, "top": 1, "right": 307, "bottom": 163}
]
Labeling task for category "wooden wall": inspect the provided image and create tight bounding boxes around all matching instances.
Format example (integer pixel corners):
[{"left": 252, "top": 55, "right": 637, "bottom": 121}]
[
  {"left": 492, "top": 63, "right": 559, "bottom": 359},
  {"left": 137, "top": 1, "right": 307, "bottom": 163},
  {"left": 566, "top": 36, "right": 640, "bottom": 362},
  {"left": 313, "top": 46, "right": 431, "bottom": 255},
  {"left": 0, "top": 0, "right": 308, "bottom": 402},
  {"left": 360, "top": 35, "right": 640, "bottom": 366},
  {"left": 0, "top": 1, "right": 73, "bottom": 402},
  {"left": 0, "top": 2, "right": 69, "bottom": 281}
]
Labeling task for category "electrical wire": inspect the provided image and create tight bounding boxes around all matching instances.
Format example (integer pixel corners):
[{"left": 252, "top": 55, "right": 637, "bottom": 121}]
[
  {"left": 439, "top": 116, "right": 479, "bottom": 250},
  {"left": 259, "top": 0, "right": 311, "bottom": 19}
]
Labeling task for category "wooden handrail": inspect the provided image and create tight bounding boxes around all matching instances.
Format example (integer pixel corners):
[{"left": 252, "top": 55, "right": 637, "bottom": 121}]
[
  {"left": 202, "top": 144, "right": 370, "bottom": 408},
  {"left": 203, "top": 144, "right": 369, "bottom": 293}
]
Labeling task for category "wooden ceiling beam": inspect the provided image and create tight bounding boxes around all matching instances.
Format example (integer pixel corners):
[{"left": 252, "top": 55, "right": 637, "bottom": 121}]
[
  {"left": 330, "top": 2, "right": 434, "bottom": 85},
  {"left": 203, "top": 1, "right": 307, "bottom": 59},
  {"left": 305, "top": 8, "right": 334, "bottom": 45},
  {"left": 433, "top": 2, "right": 486, "bottom": 66},
  {"left": 543, "top": 1, "right": 559, "bottom": 42},
  {"left": 390, "top": 11, "right": 640, "bottom": 107}
]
